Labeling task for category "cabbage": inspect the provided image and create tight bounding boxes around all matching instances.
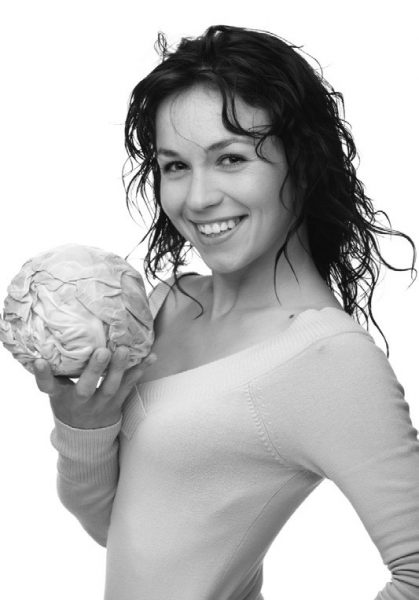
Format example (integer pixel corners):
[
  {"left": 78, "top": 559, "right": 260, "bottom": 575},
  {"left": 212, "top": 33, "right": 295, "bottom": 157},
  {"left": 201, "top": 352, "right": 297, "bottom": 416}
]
[{"left": 0, "top": 244, "right": 154, "bottom": 377}]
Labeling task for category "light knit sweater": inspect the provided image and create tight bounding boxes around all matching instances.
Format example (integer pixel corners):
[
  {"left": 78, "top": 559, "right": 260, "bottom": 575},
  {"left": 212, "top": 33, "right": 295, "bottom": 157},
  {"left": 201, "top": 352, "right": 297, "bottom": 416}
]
[{"left": 50, "top": 274, "right": 419, "bottom": 600}]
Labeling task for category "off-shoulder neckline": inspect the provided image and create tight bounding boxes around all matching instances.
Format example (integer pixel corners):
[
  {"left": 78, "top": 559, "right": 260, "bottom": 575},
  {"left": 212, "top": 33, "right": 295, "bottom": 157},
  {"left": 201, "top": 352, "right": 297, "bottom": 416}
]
[
  {"left": 141, "top": 274, "right": 366, "bottom": 389},
  {"left": 141, "top": 306, "right": 353, "bottom": 387}
]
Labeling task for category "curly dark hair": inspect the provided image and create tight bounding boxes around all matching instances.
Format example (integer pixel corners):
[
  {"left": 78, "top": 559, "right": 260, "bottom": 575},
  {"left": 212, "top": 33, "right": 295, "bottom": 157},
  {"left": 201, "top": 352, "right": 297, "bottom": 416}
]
[{"left": 123, "top": 24, "right": 417, "bottom": 358}]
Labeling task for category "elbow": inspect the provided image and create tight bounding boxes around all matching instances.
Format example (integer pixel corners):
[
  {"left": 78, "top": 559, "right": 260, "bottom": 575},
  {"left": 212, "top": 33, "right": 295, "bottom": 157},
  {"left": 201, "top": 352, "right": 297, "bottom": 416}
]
[
  {"left": 83, "top": 524, "right": 108, "bottom": 548},
  {"left": 385, "top": 553, "right": 419, "bottom": 600},
  {"left": 55, "top": 477, "right": 115, "bottom": 548}
]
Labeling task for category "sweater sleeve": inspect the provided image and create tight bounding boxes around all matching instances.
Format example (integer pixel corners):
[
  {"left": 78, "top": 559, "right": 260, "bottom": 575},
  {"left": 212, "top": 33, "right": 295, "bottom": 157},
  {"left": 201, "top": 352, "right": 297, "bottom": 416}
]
[
  {"left": 48, "top": 283, "right": 161, "bottom": 547},
  {"left": 252, "top": 331, "right": 419, "bottom": 600},
  {"left": 50, "top": 415, "right": 122, "bottom": 547}
]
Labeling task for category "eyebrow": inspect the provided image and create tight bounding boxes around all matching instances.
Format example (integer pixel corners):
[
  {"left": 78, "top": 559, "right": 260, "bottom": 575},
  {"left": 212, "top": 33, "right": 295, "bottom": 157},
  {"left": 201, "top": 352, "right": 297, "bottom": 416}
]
[{"left": 156, "top": 137, "right": 254, "bottom": 157}]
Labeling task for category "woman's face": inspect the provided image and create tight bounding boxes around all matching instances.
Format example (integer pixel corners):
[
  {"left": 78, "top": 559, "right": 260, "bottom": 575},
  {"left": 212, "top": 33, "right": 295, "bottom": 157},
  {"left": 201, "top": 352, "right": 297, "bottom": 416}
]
[{"left": 155, "top": 84, "right": 296, "bottom": 275}]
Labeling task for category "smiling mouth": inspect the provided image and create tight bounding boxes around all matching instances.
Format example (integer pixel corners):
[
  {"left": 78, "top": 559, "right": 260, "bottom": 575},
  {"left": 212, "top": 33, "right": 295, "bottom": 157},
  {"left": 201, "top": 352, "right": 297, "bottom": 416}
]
[{"left": 194, "top": 216, "right": 247, "bottom": 238}]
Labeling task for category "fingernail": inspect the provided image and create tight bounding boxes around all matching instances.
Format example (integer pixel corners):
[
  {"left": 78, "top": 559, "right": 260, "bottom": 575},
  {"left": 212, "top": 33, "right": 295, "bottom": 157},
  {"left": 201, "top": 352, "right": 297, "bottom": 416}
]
[{"left": 35, "top": 360, "right": 44, "bottom": 372}]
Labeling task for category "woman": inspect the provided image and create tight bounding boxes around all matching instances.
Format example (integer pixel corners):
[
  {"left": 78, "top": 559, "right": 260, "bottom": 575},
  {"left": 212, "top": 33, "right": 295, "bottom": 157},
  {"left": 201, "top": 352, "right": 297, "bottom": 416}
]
[{"left": 35, "top": 25, "right": 419, "bottom": 599}]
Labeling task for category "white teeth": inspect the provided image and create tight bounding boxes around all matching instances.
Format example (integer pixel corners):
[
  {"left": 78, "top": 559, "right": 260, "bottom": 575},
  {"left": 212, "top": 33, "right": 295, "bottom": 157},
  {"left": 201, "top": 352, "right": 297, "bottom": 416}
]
[{"left": 197, "top": 217, "right": 241, "bottom": 235}]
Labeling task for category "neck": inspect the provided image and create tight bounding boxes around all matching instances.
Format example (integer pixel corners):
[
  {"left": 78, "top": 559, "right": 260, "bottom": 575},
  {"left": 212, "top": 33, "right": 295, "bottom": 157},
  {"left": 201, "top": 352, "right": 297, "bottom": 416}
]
[{"left": 202, "top": 224, "right": 331, "bottom": 322}]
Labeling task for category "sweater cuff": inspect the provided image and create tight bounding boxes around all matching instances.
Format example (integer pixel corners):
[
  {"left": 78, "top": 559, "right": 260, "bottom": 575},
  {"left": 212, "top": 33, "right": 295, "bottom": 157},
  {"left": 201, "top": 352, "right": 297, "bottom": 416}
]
[
  {"left": 51, "top": 413, "right": 122, "bottom": 436},
  {"left": 50, "top": 415, "right": 122, "bottom": 483}
]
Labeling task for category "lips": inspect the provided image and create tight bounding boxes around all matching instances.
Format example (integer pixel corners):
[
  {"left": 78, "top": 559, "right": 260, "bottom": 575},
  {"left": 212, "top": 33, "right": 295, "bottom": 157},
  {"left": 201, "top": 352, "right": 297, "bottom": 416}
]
[{"left": 191, "top": 216, "right": 246, "bottom": 225}]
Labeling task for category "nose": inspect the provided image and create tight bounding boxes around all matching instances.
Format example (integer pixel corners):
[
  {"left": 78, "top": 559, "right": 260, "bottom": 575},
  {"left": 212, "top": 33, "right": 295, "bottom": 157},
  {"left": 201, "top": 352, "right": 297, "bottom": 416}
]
[{"left": 185, "top": 169, "right": 222, "bottom": 212}]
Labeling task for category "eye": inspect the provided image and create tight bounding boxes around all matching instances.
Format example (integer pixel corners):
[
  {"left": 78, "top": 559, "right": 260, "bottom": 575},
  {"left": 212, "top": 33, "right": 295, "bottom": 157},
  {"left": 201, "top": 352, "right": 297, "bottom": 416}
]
[
  {"left": 160, "top": 161, "right": 187, "bottom": 174},
  {"left": 219, "top": 154, "right": 246, "bottom": 167},
  {"left": 159, "top": 154, "right": 246, "bottom": 175}
]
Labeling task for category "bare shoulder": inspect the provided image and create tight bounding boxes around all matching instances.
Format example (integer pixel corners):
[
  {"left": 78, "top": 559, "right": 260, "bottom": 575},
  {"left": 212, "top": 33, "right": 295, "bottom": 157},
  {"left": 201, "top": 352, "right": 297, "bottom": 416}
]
[
  {"left": 171, "top": 273, "right": 209, "bottom": 309},
  {"left": 155, "top": 272, "right": 207, "bottom": 327},
  {"left": 140, "top": 273, "right": 209, "bottom": 382}
]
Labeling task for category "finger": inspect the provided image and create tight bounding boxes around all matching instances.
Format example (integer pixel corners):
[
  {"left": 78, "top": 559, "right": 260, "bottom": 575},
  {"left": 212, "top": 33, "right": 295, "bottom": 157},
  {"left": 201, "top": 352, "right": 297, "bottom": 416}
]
[
  {"left": 97, "top": 346, "right": 131, "bottom": 398},
  {"left": 33, "top": 359, "right": 56, "bottom": 395},
  {"left": 112, "top": 353, "right": 157, "bottom": 402},
  {"left": 119, "top": 352, "right": 156, "bottom": 384},
  {"left": 76, "top": 347, "right": 111, "bottom": 400}
]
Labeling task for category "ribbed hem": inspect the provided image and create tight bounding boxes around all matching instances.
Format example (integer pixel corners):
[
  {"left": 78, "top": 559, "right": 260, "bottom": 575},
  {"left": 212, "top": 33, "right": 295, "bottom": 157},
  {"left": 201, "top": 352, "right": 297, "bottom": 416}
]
[
  {"left": 50, "top": 415, "right": 122, "bottom": 483},
  {"left": 121, "top": 385, "right": 147, "bottom": 439},
  {"left": 51, "top": 413, "right": 122, "bottom": 437},
  {"left": 137, "top": 307, "right": 376, "bottom": 405}
]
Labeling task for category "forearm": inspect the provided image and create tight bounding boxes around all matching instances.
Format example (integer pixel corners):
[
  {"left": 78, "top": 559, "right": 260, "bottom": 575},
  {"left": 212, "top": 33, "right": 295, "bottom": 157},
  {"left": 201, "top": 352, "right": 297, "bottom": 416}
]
[{"left": 50, "top": 414, "right": 122, "bottom": 546}]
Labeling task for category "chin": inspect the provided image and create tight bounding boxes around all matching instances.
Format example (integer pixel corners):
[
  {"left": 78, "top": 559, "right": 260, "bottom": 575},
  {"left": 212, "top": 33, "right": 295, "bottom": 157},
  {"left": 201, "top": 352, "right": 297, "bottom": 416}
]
[{"left": 204, "top": 260, "right": 248, "bottom": 275}]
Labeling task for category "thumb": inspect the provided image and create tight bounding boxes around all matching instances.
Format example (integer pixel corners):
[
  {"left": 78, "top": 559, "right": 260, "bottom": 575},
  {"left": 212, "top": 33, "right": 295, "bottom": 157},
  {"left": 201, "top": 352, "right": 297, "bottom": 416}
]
[
  {"left": 121, "top": 353, "right": 157, "bottom": 390},
  {"left": 33, "top": 359, "right": 55, "bottom": 394},
  {"left": 144, "top": 353, "right": 157, "bottom": 367}
]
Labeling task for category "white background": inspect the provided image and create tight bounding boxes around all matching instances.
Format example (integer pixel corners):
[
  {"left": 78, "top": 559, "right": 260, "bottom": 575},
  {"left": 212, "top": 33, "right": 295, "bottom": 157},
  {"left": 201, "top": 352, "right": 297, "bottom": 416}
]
[{"left": 1, "top": 1, "right": 418, "bottom": 599}]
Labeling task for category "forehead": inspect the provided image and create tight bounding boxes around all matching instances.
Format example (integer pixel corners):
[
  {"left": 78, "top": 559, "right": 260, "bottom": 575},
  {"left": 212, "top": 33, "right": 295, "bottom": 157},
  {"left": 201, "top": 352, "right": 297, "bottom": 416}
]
[{"left": 155, "top": 85, "right": 270, "bottom": 149}]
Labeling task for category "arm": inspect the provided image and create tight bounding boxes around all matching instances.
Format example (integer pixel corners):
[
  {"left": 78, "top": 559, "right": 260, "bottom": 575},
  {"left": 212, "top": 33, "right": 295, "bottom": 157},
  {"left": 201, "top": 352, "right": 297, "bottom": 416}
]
[
  {"left": 50, "top": 414, "right": 122, "bottom": 547},
  {"left": 255, "top": 331, "right": 419, "bottom": 599},
  {"left": 45, "top": 284, "right": 159, "bottom": 547}
]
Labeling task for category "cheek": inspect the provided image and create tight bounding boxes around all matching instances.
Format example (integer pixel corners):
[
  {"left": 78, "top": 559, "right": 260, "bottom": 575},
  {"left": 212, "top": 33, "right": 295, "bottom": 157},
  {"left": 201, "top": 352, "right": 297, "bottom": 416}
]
[
  {"left": 160, "top": 183, "right": 181, "bottom": 218},
  {"left": 261, "top": 168, "right": 290, "bottom": 207},
  {"left": 241, "top": 170, "right": 283, "bottom": 210}
]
